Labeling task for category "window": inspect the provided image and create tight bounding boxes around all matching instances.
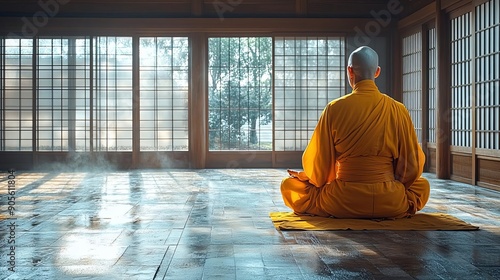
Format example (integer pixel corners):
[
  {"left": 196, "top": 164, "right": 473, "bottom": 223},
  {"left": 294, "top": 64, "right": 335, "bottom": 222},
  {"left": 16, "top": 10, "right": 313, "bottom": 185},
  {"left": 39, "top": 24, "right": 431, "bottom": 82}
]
[
  {"left": 208, "top": 37, "right": 273, "bottom": 150},
  {"left": 475, "top": 0, "right": 499, "bottom": 150},
  {"left": 274, "top": 37, "right": 345, "bottom": 151},
  {"left": 93, "top": 37, "right": 133, "bottom": 151},
  {"left": 402, "top": 32, "right": 423, "bottom": 143},
  {"left": 428, "top": 28, "right": 437, "bottom": 144},
  {"left": 450, "top": 13, "right": 472, "bottom": 147},
  {"left": 139, "top": 37, "right": 189, "bottom": 151},
  {"left": 1, "top": 38, "right": 33, "bottom": 151},
  {"left": 1, "top": 33, "right": 352, "bottom": 164},
  {"left": 37, "top": 37, "right": 91, "bottom": 151},
  {"left": 2, "top": 36, "right": 190, "bottom": 153}
]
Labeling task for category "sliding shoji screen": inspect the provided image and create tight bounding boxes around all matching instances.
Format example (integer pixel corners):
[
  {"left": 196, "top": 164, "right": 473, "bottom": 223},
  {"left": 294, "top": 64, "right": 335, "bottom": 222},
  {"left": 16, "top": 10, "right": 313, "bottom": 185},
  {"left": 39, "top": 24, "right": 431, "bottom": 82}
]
[
  {"left": 208, "top": 37, "right": 273, "bottom": 150},
  {"left": 475, "top": 0, "right": 499, "bottom": 150},
  {"left": 450, "top": 13, "right": 472, "bottom": 147},
  {"left": 37, "top": 37, "right": 91, "bottom": 151},
  {"left": 274, "top": 37, "right": 344, "bottom": 151},
  {"left": 428, "top": 28, "right": 437, "bottom": 144},
  {"left": 93, "top": 37, "right": 133, "bottom": 151},
  {"left": 139, "top": 37, "right": 189, "bottom": 151},
  {"left": 402, "top": 32, "right": 423, "bottom": 143},
  {"left": 0, "top": 38, "right": 33, "bottom": 151}
]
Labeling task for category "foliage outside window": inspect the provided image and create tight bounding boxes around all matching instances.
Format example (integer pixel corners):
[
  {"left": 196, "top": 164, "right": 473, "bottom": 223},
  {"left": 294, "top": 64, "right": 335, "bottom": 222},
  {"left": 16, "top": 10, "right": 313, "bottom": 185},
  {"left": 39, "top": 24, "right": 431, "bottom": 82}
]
[{"left": 208, "top": 37, "right": 273, "bottom": 151}]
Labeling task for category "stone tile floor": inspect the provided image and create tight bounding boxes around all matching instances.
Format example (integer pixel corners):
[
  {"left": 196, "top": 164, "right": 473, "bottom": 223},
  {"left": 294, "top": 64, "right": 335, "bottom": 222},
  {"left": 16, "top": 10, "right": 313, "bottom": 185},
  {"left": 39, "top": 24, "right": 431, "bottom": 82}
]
[{"left": 0, "top": 169, "right": 499, "bottom": 279}]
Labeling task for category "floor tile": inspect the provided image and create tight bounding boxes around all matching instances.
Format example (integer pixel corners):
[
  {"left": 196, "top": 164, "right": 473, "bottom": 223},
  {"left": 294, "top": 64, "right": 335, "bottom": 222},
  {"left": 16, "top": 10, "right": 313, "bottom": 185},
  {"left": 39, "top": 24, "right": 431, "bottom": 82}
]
[{"left": 0, "top": 170, "right": 498, "bottom": 280}]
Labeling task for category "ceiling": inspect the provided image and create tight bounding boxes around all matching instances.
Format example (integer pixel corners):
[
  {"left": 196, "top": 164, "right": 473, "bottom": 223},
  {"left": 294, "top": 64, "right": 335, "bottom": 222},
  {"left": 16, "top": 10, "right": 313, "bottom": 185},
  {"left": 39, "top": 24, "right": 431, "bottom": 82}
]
[{"left": 0, "top": 0, "right": 434, "bottom": 19}]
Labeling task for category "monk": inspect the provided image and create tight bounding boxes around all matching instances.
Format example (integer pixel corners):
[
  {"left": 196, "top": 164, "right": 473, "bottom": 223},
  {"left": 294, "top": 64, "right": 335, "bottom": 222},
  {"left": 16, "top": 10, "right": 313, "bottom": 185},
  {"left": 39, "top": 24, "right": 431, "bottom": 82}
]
[{"left": 281, "top": 46, "right": 430, "bottom": 219}]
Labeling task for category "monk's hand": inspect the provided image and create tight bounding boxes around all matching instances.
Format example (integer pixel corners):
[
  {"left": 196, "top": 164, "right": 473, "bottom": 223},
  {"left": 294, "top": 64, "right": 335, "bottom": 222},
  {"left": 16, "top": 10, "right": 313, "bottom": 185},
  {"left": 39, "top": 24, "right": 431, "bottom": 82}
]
[{"left": 287, "top": 169, "right": 309, "bottom": 182}]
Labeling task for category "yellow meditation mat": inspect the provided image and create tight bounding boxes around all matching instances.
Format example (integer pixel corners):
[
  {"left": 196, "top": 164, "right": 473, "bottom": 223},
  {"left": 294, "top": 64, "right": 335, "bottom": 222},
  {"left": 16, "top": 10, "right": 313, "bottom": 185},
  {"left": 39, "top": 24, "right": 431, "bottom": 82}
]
[{"left": 270, "top": 212, "right": 479, "bottom": 231}]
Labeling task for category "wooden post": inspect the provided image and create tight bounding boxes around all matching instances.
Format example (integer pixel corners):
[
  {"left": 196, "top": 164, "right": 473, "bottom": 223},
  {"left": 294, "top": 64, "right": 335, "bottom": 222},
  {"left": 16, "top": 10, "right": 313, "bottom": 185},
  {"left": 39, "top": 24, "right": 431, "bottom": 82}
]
[
  {"left": 470, "top": 7, "right": 476, "bottom": 185},
  {"left": 189, "top": 34, "right": 207, "bottom": 168},
  {"left": 435, "top": 0, "right": 451, "bottom": 179},
  {"left": 421, "top": 25, "right": 429, "bottom": 171},
  {"left": 392, "top": 24, "right": 402, "bottom": 102}
]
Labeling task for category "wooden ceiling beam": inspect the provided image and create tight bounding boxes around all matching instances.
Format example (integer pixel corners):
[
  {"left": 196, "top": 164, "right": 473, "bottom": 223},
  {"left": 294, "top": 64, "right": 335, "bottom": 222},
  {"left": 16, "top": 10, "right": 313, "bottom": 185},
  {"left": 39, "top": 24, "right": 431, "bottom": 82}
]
[{"left": 0, "top": 0, "right": 408, "bottom": 18}]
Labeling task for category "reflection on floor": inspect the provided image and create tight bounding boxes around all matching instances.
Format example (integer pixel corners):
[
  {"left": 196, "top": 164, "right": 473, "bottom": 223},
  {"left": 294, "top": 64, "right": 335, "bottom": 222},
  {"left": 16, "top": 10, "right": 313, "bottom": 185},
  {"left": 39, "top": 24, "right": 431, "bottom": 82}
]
[{"left": 0, "top": 170, "right": 499, "bottom": 279}]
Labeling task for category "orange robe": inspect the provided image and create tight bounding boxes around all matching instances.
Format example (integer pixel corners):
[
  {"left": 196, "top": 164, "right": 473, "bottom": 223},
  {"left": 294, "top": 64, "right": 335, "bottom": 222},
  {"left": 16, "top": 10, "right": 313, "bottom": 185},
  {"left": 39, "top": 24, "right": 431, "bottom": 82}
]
[{"left": 281, "top": 80, "right": 430, "bottom": 219}]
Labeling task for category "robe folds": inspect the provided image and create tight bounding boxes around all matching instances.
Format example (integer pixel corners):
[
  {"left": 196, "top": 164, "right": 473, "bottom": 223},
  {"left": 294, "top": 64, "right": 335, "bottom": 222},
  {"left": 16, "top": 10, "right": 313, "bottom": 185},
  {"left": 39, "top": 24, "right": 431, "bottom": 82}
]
[{"left": 281, "top": 80, "right": 430, "bottom": 219}]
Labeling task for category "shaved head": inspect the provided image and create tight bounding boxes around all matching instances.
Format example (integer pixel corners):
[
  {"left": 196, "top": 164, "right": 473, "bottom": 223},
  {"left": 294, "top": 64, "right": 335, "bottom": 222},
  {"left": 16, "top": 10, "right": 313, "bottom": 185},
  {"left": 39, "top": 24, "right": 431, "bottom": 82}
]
[{"left": 348, "top": 46, "right": 379, "bottom": 81}]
